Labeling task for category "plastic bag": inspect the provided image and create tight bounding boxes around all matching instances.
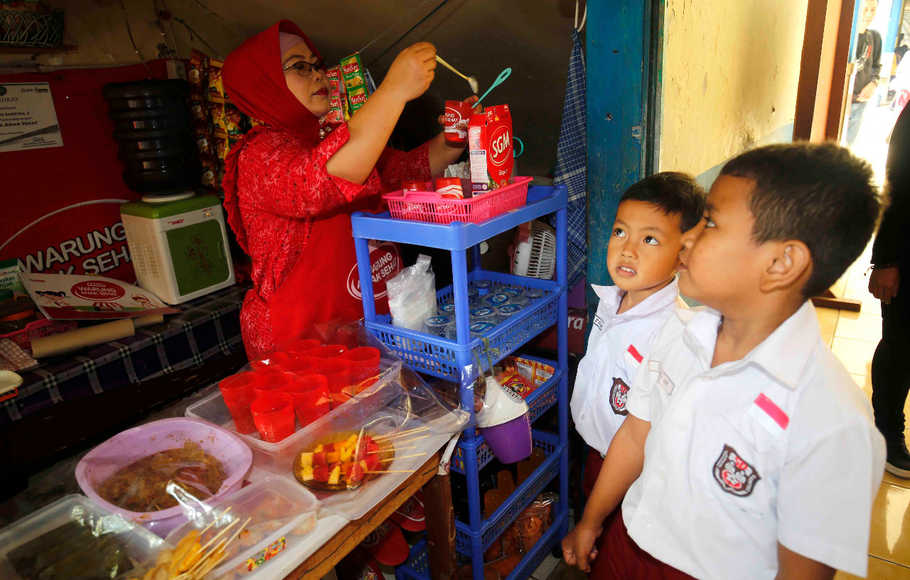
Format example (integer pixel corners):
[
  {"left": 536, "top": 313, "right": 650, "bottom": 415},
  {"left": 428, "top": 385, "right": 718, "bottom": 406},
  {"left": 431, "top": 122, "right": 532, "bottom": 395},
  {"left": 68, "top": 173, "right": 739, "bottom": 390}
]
[
  {"left": 386, "top": 254, "right": 436, "bottom": 331},
  {"left": 3, "top": 498, "right": 162, "bottom": 580}
]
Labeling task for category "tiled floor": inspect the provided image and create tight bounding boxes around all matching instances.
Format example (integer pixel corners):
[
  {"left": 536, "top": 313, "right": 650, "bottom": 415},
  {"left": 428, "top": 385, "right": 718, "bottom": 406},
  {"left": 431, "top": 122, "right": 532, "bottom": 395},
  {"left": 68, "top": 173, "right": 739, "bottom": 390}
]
[
  {"left": 537, "top": 243, "right": 910, "bottom": 579},
  {"left": 825, "top": 247, "right": 910, "bottom": 579}
]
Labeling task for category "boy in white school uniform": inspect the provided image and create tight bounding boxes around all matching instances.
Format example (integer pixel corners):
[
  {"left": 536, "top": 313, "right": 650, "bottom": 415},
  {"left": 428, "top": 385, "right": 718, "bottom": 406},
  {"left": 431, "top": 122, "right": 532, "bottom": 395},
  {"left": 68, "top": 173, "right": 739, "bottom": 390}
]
[
  {"left": 563, "top": 143, "right": 886, "bottom": 579},
  {"left": 572, "top": 173, "right": 705, "bottom": 499}
]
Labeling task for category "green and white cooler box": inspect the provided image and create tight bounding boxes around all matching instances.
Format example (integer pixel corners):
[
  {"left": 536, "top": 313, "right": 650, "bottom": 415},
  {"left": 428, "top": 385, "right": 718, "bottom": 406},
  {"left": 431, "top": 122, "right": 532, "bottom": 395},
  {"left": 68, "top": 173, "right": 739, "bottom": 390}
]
[{"left": 120, "top": 194, "right": 235, "bottom": 305}]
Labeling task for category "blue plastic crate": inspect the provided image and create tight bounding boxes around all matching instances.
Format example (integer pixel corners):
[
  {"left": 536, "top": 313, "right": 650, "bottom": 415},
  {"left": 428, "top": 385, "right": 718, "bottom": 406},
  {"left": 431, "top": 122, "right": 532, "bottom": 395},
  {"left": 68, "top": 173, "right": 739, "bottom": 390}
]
[
  {"left": 451, "top": 358, "right": 561, "bottom": 474},
  {"left": 455, "top": 431, "right": 563, "bottom": 555},
  {"left": 395, "top": 538, "right": 430, "bottom": 580},
  {"left": 365, "top": 271, "right": 560, "bottom": 380}
]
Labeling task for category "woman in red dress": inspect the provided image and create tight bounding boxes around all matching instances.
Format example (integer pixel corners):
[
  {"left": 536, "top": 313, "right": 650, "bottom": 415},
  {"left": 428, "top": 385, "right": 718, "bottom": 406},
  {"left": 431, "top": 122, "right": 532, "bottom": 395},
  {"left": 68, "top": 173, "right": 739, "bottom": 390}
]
[{"left": 222, "top": 21, "right": 468, "bottom": 358}]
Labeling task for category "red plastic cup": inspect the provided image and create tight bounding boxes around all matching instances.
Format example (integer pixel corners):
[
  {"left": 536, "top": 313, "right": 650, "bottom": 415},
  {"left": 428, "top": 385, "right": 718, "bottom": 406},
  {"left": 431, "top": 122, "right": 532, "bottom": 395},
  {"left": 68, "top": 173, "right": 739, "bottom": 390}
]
[
  {"left": 320, "top": 358, "right": 352, "bottom": 394},
  {"left": 218, "top": 372, "right": 259, "bottom": 434},
  {"left": 253, "top": 369, "right": 295, "bottom": 398},
  {"left": 268, "top": 351, "right": 312, "bottom": 372},
  {"left": 444, "top": 99, "right": 473, "bottom": 145},
  {"left": 307, "top": 344, "right": 346, "bottom": 359},
  {"left": 284, "top": 338, "right": 321, "bottom": 357},
  {"left": 251, "top": 393, "right": 295, "bottom": 442},
  {"left": 276, "top": 337, "right": 320, "bottom": 352},
  {"left": 283, "top": 374, "right": 331, "bottom": 426},
  {"left": 341, "top": 347, "right": 381, "bottom": 390}
]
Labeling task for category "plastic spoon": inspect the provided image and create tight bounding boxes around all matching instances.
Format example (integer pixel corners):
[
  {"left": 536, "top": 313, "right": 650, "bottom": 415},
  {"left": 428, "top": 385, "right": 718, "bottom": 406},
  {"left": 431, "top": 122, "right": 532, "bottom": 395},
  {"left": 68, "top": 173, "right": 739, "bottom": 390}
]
[
  {"left": 435, "top": 55, "right": 479, "bottom": 94},
  {"left": 473, "top": 68, "right": 512, "bottom": 109}
]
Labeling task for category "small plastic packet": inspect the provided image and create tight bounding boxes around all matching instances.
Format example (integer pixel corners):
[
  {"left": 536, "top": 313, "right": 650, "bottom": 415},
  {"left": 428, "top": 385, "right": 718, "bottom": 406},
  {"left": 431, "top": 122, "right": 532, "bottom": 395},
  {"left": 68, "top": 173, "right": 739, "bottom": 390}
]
[{"left": 386, "top": 255, "right": 436, "bottom": 331}]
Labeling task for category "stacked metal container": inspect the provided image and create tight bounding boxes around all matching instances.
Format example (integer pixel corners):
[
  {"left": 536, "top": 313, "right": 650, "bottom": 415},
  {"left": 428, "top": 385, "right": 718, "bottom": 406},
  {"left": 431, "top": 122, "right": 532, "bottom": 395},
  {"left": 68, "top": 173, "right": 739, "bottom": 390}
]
[{"left": 102, "top": 80, "right": 196, "bottom": 194}]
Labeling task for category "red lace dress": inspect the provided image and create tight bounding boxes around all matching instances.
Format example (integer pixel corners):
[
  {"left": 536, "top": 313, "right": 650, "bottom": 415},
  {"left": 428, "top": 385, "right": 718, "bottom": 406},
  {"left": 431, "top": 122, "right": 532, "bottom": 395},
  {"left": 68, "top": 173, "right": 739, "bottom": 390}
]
[{"left": 231, "top": 124, "right": 431, "bottom": 359}]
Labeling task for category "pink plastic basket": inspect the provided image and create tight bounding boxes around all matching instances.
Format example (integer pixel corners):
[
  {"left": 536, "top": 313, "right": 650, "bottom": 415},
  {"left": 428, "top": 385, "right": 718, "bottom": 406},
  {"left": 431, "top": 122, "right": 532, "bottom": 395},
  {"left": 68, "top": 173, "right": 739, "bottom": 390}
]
[
  {"left": 383, "top": 176, "right": 532, "bottom": 224},
  {"left": 75, "top": 418, "right": 252, "bottom": 537}
]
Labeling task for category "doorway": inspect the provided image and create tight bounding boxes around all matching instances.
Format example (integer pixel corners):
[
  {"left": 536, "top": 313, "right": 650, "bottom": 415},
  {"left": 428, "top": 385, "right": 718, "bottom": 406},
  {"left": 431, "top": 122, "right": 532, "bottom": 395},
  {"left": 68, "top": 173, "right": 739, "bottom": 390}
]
[{"left": 842, "top": 0, "right": 908, "bottom": 183}]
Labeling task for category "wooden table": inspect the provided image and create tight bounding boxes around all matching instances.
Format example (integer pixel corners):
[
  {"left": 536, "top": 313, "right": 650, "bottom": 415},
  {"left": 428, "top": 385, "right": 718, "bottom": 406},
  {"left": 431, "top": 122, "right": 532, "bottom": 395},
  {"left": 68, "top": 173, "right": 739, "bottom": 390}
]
[{"left": 285, "top": 451, "right": 455, "bottom": 580}]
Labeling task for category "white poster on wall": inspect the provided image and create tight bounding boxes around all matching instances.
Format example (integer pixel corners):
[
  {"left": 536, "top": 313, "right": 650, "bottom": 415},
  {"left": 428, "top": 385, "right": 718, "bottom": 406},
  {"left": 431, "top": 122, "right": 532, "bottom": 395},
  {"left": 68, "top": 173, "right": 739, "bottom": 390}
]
[{"left": 0, "top": 82, "right": 63, "bottom": 153}]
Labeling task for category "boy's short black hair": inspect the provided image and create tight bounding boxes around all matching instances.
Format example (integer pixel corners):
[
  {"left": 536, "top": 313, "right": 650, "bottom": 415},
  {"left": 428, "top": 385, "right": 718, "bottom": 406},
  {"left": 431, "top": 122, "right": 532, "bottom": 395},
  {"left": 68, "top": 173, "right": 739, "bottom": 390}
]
[
  {"left": 720, "top": 142, "right": 879, "bottom": 297},
  {"left": 620, "top": 172, "right": 706, "bottom": 232}
]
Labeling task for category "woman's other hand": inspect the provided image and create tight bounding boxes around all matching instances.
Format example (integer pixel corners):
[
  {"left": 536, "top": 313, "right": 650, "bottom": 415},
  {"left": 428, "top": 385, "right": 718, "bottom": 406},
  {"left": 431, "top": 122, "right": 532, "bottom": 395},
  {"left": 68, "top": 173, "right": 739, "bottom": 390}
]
[
  {"left": 383, "top": 42, "right": 437, "bottom": 103},
  {"left": 869, "top": 266, "right": 900, "bottom": 304}
]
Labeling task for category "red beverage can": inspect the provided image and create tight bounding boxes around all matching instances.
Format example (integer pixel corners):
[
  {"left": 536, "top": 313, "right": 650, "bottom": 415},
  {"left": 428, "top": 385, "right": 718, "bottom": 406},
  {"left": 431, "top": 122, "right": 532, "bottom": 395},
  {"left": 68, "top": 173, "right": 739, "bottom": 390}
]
[
  {"left": 444, "top": 100, "right": 473, "bottom": 145},
  {"left": 435, "top": 177, "right": 464, "bottom": 199},
  {"left": 403, "top": 180, "right": 425, "bottom": 192}
]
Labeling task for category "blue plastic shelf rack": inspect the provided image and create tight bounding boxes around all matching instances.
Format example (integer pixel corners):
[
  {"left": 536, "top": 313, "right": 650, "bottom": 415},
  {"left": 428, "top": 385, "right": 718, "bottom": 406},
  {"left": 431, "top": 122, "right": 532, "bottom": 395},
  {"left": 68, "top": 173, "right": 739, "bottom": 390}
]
[
  {"left": 455, "top": 430, "right": 563, "bottom": 554},
  {"left": 451, "top": 357, "right": 562, "bottom": 474},
  {"left": 395, "top": 538, "right": 430, "bottom": 580},
  {"left": 365, "top": 272, "right": 559, "bottom": 379},
  {"left": 352, "top": 184, "right": 569, "bottom": 580}
]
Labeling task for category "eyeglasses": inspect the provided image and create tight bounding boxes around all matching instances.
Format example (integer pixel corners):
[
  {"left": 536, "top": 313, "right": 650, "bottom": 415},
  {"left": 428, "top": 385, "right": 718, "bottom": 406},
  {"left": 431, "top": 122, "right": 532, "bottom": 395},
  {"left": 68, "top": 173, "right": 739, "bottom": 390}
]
[{"left": 283, "top": 58, "right": 326, "bottom": 77}]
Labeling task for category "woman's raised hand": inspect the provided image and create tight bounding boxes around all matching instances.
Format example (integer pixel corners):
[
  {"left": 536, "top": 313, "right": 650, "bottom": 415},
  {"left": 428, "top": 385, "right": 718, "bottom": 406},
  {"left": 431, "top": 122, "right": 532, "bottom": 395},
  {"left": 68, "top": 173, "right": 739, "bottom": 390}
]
[{"left": 382, "top": 42, "right": 437, "bottom": 103}]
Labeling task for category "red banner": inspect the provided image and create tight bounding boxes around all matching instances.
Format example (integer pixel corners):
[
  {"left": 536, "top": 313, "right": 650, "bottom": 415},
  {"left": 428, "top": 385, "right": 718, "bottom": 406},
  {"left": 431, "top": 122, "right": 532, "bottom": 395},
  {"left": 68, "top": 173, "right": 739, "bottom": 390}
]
[{"left": 0, "top": 61, "right": 171, "bottom": 282}]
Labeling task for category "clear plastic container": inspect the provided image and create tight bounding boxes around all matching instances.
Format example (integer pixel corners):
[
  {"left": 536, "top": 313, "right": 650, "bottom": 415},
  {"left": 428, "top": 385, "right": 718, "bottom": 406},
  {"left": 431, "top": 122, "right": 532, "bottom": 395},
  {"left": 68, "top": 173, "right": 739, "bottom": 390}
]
[
  {"left": 75, "top": 418, "right": 252, "bottom": 538},
  {"left": 501, "top": 287, "right": 529, "bottom": 305},
  {"left": 483, "top": 292, "right": 511, "bottom": 308},
  {"left": 0, "top": 494, "right": 165, "bottom": 580},
  {"left": 470, "top": 279, "right": 493, "bottom": 296},
  {"left": 438, "top": 302, "right": 456, "bottom": 316},
  {"left": 423, "top": 314, "right": 452, "bottom": 337},
  {"left": 469, "top": 321, "right": 496, "bottom": 337},
  {"left": 469, "top": 306, "right": 497, "bottom": 323},
  {"left": 496, "top": 303, "right": 524, "bottom": 320},
  {"left": 287, "top": 407, "right": 455, "bottom": 520},
  {"left": 160, "top": 476, "right": 321, "bottom": 580},
  {"left": 186, "top": 361, "right": 403, "bottom": 474}
]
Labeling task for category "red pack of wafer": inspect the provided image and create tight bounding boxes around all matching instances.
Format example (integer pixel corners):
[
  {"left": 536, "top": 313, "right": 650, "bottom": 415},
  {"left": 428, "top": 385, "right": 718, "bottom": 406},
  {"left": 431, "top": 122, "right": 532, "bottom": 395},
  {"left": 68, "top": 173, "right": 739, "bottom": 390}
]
[{"left": 468, "top": 104, "right": 513, "bottom": 195}]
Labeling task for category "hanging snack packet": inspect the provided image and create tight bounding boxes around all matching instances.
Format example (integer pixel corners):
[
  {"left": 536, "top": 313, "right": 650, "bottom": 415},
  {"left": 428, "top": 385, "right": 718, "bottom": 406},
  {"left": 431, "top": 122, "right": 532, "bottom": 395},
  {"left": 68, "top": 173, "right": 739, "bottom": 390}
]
[
  {"left": 341, "top": 53, "right": 369, "bottom": 114},
  {"left": 468, "top": 104, "right": 514, "bottom": 195},
  {"left": 207, "top": 58, "right": 226, "bottom": 102},
  {"left": 187, "top": 51, "right": 208, "bottom": 95},
  {"left": 325, "top": 66, "right": 346, "bottom": 124}
]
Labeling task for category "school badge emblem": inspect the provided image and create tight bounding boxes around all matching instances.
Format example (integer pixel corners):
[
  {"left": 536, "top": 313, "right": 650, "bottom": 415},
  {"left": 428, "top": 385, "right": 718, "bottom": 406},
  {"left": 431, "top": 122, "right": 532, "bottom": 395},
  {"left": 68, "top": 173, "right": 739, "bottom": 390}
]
[
  {"left": 713, "top": 444, "right": 760, "bottom": 497},
  {"left": 609, "top": 377, "right": 629, "bottom": 416}
]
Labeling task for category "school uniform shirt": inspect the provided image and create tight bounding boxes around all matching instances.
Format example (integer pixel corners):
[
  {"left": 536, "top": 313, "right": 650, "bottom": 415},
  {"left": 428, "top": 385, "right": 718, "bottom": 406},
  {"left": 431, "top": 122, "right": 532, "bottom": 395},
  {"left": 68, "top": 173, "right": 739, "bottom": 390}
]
[
  {"left": 571, "top": 280, "right": 682, "bottom": 456},
  {"left": 623, "top": 302, "right": 886, "bottom": 579}
]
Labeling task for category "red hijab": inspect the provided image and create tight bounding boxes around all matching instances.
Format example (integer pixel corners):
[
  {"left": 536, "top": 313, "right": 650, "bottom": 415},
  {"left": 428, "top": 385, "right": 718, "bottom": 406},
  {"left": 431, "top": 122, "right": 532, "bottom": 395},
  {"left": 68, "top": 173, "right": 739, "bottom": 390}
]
[{"left": 221, "top": 20, "right": 321, "bottom": 251}]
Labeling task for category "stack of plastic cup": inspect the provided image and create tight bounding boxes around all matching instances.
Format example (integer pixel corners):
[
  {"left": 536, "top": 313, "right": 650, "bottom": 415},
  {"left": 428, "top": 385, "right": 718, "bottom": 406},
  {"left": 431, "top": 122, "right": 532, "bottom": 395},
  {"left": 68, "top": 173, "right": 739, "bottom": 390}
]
[
  {"left": 525, "top": 288, "right": 545, "bottom": 301},
  {"left": 501, "top": 287, "right": 528, "bottom": 305},
  {"left": 424, "top": 314, "right": 452, "bottom": 337},
  {"left": 283, "top": 374, "right": 330, "bottom": 426},
  {"left": 470, "top": 321, "right": 496, "bottom": 337},
  {"left": 470, "top": 306, "right": 497, "bottom": 324},
  {"left": 471, "top": 280, "right": 492, "bottom": 296},
  {"left": 496, "top": 303, "right": 524, "bottom": 321},
  {"left": 484, "top": 292, "right": 510, "bottom": 309},
  {"left": 251, "top": 392, "right": 295, "bottom": 442},
  {"left": 218, "top": 372, "right": 259, "bottom": 434},
  {"left": 341, "top": 346, "right": 381, "bottom": 391}
]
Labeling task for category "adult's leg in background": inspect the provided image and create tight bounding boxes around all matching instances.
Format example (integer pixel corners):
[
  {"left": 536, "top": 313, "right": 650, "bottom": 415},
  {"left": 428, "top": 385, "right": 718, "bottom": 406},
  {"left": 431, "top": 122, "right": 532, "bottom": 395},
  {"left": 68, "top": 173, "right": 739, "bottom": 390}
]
[
  {"left": 847, "top": 101, "right": 868, "bottom": 147},
  {"left": 872, "top": 284, "right": 910, "bottom": 477}
]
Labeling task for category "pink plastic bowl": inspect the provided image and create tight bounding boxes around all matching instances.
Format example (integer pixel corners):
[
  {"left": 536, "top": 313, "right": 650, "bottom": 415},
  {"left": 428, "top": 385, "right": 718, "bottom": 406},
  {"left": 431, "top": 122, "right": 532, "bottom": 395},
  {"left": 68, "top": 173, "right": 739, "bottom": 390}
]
[{"left": 75, "top": 417, "right": 252, "bottom": 538}]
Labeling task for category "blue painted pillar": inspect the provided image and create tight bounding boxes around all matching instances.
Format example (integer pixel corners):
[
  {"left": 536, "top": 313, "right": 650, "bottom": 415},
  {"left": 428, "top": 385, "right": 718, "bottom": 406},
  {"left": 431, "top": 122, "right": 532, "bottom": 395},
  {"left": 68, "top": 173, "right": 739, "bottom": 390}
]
[{"left": 585, "top": 1, "right": 654, "bottom": 312}]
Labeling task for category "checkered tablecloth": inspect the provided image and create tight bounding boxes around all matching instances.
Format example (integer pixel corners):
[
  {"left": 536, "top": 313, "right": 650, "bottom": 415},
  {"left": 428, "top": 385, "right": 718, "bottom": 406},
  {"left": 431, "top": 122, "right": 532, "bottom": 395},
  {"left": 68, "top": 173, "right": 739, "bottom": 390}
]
[{"left": 0, "top": 285, "right": 246, "bottom": 425}]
